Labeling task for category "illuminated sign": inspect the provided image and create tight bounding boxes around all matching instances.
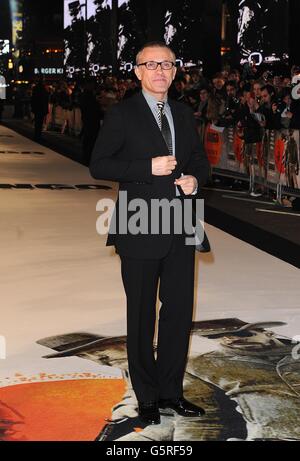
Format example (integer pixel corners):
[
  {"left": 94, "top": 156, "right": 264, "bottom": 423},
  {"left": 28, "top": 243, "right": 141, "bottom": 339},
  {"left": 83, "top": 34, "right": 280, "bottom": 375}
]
[
  {"left": 237, "top": 0, "right": 289, "bottom": 66},
  {"left": 64, "top": 1, "right": 204, "bottom": 75},
  {"left": 34, "top": 68, "right": 64, "bottom": 75},
  {"left": 65, "top": 58, "right": 202, "bottom": 78}
]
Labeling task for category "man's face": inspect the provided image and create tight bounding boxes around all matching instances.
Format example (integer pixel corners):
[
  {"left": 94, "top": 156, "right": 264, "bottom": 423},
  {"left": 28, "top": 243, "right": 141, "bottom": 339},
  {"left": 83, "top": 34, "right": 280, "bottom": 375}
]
[
  {"left": 243, "top": 90, "right": 252, "bottom": 102},
  {"left": 261, "top": 90, "right": 271, "bottom": 104},
  {"left": 239, "top": 93, "right": 246, "bottom": 104},
  {"left": 253, "top": 83, "right": 262, "bottom": 97},
  {"left": 273, "top": 76, "right": 282, "bottom": 88},
  {"left": 134, "top": 46, "right": 176, "bottom": 99},
  {"left": 191, "top": 73, "right": 200, "bottom": 83},
  {"left": 229, "top": 73, "right": 240, "bottom": 83},
  {"left": 213, "top": 78, "right": 224, "bottom": 90},
  {"left": 226, "top": 85, "right": 236, "bottom": 98},
  {"left": 247, "top": 96, "right": 258, "bottom": 111},
  {"left": 199, "top": 89, "right": 208, "bottom": 101}
]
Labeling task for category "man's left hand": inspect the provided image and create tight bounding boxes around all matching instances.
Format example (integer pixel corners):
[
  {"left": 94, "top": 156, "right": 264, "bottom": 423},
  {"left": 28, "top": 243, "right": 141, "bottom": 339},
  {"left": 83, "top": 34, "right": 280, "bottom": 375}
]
[{"left": 174, "top": 175, "right": 198, "bottom": 195}]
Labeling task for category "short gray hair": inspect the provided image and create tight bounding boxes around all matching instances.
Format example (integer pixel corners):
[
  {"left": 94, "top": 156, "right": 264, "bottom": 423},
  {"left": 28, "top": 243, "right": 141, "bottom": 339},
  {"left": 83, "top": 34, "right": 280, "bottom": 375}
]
[{"left": 136, "top": 41, "right": 176, "bottom": 65}]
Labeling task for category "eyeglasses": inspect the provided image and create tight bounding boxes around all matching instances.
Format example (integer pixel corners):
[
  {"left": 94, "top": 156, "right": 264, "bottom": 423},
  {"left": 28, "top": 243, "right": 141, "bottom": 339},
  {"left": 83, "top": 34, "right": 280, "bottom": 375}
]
[{"left": 136, "top": 61, "right": 175, "bottom": 70}]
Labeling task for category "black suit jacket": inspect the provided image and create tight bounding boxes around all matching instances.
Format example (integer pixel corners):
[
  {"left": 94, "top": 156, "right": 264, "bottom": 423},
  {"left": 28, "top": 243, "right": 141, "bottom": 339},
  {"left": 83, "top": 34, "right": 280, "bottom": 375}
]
[{"left": 89, "top": 91, "right": 209, "bottom": 259}]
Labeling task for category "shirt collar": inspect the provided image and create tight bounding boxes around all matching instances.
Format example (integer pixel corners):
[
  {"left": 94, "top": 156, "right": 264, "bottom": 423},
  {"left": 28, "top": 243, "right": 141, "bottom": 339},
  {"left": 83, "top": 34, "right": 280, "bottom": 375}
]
[{"left": 142, "top": 90, "right": 168, "bottom": 108}]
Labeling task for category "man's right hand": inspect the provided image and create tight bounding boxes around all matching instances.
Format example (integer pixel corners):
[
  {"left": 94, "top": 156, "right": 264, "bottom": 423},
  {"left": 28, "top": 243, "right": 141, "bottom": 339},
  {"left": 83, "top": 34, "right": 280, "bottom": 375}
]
[{"left": 152, "top": 155, "right": 177, "bottom": 176}]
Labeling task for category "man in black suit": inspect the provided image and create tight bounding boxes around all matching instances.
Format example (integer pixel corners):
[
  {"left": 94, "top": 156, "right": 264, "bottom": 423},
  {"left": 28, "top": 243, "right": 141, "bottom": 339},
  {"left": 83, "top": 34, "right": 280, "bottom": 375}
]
[{"left": 90, "top": 42, "right": 209, "bottom": 425}]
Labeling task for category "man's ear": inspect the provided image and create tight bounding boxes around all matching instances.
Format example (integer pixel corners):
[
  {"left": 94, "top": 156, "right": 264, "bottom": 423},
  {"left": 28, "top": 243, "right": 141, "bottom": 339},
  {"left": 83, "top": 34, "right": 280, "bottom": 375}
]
[
  {"left": 134, "top": 66, "right": 142, "bottom": 81},
  {"left": 172, "top": 66, "right": 177, "bottom": 80}
]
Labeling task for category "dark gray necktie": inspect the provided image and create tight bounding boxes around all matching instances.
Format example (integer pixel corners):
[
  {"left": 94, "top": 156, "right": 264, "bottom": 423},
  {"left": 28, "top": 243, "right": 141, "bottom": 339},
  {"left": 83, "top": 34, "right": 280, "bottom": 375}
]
[
  {"left": 157, "top": 102, "right": 210, "bottom": 253},
  {"left": 157, "top": 101, "right": 173, "bottom": 154}
]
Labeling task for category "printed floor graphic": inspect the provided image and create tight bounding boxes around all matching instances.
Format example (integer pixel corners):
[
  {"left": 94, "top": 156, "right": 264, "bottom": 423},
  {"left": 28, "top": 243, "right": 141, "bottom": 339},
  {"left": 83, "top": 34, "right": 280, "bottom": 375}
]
[{"left": 0, "top": 125, "right": 300, "bottom": 441}]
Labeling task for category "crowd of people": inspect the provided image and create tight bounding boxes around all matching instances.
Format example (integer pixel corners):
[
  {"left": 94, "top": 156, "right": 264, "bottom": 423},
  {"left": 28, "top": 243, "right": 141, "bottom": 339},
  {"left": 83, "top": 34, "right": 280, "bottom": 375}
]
[{"left": 4, "top": 62, "right": 300, "bottom": 170}]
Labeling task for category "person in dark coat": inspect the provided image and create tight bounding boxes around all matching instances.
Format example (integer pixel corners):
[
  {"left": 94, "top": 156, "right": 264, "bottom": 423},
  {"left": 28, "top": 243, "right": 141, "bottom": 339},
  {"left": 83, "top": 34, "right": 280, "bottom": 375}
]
[{"left": 31, "top": 78, "right": 49, "bottom": 141}]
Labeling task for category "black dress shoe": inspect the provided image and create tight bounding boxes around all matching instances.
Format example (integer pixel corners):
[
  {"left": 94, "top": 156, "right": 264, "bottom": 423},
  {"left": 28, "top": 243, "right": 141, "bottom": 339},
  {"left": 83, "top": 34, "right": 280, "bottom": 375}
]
[
  {"left": 138, "top": 401, "right": 161, "bottom": 425},
  {"left": 158, "top": 397, "right": 205, "bottom": 417}
]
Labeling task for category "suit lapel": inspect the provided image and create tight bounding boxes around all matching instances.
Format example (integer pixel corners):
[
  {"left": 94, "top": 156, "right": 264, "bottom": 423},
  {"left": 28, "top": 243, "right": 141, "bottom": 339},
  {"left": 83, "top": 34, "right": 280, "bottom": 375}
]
[
  {"left": 168, "top": 98, "right": 184, "bottom": 162},
  {"left": 135, "top": 92, "right": 169, "bottom": 155}
]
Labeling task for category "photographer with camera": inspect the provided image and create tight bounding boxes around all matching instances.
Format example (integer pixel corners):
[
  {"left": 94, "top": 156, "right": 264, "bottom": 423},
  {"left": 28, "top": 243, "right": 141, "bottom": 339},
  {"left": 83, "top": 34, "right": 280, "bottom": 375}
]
[
  {"left": 260, "top": 84, "right": 282, "bottom": 130},
  {"left": 221, "top": 81, "right": 240, "bottom": 127}
]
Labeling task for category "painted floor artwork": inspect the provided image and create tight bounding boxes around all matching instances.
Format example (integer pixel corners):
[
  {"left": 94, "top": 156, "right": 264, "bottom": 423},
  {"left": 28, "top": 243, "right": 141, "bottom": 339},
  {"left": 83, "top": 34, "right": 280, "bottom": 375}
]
[{"left": 1, "top": 126, "right": 300, "bottom": 441}]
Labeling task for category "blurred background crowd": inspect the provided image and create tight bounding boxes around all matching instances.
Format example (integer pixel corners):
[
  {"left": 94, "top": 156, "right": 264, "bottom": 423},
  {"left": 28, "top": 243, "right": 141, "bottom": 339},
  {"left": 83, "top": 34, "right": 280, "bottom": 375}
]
[{"left": 1, "top": 61, "right": 300, "bottom": 167}]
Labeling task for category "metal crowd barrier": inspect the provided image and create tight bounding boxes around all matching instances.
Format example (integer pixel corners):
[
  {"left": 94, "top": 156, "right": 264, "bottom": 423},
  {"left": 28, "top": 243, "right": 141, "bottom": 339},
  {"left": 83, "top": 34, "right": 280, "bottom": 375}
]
[{"left": 203, "top": 123, "right": 300, "bottom": 201}]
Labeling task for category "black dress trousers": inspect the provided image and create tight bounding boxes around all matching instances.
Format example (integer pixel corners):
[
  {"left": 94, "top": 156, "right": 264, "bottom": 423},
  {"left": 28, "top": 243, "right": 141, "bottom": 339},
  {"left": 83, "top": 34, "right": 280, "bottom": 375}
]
[{"left": 120, "top": 234, "right": 195, "bottom": 403}]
